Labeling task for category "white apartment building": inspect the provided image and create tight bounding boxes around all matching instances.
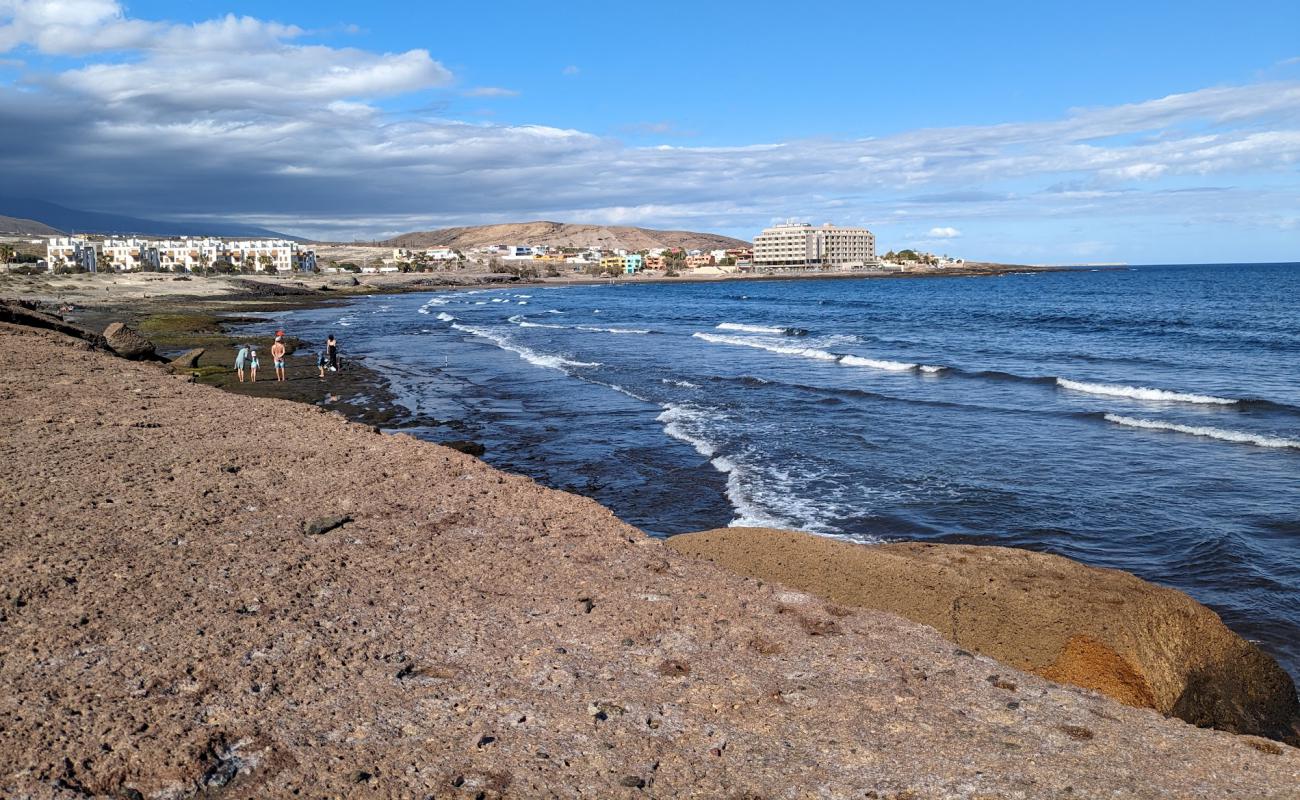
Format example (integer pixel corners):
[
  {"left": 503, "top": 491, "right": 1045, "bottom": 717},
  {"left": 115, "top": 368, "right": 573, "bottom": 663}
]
[
  {"left": 46, "top": 237, "right": 98, "bottom": 272},
  {"left": 753, "top": 222, "right": 876, "bottom": 268},
  {"left": 225, "top": 239, "right": 297, "bottom": 272}
]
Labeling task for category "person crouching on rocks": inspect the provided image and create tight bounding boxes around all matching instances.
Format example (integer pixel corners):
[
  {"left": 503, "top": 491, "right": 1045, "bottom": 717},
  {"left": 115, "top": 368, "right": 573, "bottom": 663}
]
[
  {"left": 272, "top": 335, "right": 287, "bottom": 382},
  {"left": 317, "top": 350, "right": 327, "bottom": 380},
  {"left": 235, "top": 344, "right": 249, "bottom": 383},
  {"left": 248, "top": 348, "right": 259, "bottom": 382}
]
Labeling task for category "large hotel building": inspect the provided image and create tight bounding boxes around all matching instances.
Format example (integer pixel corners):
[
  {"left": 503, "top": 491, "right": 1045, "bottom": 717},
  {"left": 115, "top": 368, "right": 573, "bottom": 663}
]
[{"left": 752, "top": 222, "right": 876, "bottom": 269}]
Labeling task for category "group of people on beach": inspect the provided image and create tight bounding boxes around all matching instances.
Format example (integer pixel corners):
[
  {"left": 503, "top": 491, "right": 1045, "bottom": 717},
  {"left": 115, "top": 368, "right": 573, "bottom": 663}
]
[{"left": 235, "top": 333, "right": 338, "bottom": 383}]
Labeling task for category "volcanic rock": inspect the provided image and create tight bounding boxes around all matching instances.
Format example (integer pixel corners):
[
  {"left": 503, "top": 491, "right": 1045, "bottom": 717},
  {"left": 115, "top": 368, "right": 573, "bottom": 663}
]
[
  {"left": 102, "top": 321, "right": 155, "bottom": 360},
  {"left": 667, "top": 527, "right": 1300, "bottom": 744}
]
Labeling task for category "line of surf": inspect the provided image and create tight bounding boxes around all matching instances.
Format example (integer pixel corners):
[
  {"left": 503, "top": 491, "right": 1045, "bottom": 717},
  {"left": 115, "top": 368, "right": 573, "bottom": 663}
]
[
  {"left": 1058, "top": 378, "right": 1236, "bottom": 405},
  {"left": 450, "top": 323, "right": 599, "bottom": 371},
  {"left": 693, "top": 332, "right": 945, "bottom": 373},
  {"left": 716, "top": 322, "right": 810, "bottom": 336},
  {"left": 1103, "top": 414, "right": 1300, "bottom": 449}
]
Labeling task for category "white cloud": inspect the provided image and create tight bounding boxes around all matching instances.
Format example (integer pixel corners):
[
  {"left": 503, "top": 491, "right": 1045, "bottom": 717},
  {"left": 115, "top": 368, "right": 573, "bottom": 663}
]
[
  {"left": 561, "top": 64, "right": 579, "bottom": 76},
  {"left": 928, "top": 227, "right": 961, "bottom": 238}
]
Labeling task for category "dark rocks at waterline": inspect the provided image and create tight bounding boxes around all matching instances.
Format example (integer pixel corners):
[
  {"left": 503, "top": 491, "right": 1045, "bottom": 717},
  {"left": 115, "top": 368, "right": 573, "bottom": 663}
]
[{"left": 442, "top": 440, "right": 486, "bottom": 457}]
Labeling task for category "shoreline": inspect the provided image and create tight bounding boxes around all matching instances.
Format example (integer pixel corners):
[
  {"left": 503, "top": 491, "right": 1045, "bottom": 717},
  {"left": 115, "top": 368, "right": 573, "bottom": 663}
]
[{"left": 1, "top": 320, "right": 1296, "bottom": 796}]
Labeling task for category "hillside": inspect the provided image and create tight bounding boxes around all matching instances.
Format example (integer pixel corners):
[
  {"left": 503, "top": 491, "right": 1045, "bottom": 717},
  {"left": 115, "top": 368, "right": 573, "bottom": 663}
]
[
  {"left": 0, "top": 214, "right": 61, "bottom": 236},
  {"left": 0, "top": 197, "right": 293, "bottom": 239},
  {"left": 382, "top": 221, "right": 750, "bottom": 251}
]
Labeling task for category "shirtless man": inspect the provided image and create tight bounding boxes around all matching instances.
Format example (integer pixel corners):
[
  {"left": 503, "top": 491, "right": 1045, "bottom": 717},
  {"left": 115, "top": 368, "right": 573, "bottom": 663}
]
[{"left": 271, "top": 336, "right": 287, "bottom": 382}]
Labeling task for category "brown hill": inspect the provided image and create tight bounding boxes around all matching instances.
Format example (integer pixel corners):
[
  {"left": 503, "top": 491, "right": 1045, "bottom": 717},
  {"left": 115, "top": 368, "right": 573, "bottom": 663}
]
[
  {"left": 382, "top": 221, "right": 750, "bottom": 251},
  {"left": 0, "top": 214, "right": 61, "bottom": 236}
]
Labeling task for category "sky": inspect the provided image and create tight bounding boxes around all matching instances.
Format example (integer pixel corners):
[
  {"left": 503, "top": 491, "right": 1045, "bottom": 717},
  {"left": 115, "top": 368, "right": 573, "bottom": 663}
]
[{"left": 0, "top": 0, "right": 1298, "bottom": 262}]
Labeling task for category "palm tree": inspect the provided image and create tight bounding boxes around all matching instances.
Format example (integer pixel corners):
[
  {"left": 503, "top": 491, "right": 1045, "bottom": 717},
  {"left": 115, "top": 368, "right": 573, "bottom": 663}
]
[{"left": 0, "top": 244, "right": 15, "bottom": 264}]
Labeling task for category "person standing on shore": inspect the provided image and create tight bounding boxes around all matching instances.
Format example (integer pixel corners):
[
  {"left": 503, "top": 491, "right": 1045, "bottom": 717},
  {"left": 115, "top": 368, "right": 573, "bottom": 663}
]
[
  {"left": 249, "top": 348, "right": 259, "bottom": 382},
  {"left": 235, "top": 344, "right": 249, "bottom": 383},
  {"left": 272, "top": 336, "right": 287, "bottom": 382},
  {"left": 326, "top": 334, "right": 339, "bottom": 371}
]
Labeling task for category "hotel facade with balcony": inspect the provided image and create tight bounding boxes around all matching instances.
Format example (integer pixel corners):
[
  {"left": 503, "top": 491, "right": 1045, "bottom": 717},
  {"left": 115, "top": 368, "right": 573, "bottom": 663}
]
[{"left": 752, "top": 222, "right": 876, "bottom": 269}]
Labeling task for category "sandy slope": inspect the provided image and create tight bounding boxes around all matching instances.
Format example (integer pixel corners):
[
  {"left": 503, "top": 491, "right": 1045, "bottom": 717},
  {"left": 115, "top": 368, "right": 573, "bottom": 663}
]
[{"left": 1, "top": 323, "right": 1297, "bottom": 799}]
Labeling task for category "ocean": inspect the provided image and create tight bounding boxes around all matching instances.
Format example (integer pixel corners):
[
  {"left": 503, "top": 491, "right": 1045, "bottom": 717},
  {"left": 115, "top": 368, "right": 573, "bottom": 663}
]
[{"left": 261, "top": 263, "right": 1300, "bottom": 680}]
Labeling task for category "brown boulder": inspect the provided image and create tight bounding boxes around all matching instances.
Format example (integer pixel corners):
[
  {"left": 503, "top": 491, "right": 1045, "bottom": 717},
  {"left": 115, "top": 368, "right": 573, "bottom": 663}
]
[
  {"left": 102, "top": 322, "right": 155, "bottom": 360},
  {"left": 667, "top": 527, "right": 1300, "bottom": 744}
]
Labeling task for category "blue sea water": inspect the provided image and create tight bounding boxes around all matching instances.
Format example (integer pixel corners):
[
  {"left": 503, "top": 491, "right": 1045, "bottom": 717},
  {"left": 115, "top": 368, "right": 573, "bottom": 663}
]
[{"left": 261, "top": 264, "right": 1300, "bottom": 680}]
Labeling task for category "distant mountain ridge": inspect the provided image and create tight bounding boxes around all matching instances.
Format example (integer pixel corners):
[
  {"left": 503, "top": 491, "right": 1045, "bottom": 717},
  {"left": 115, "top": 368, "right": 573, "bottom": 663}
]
[
  {"left": 382, "top": 221, "right": 751, "bottom": 251},
  {"left": 0, "top": 198, "right": 294, "bottom": 239},
  {"left": 0, "top": 214, "right": 62, "bottom": 236}
]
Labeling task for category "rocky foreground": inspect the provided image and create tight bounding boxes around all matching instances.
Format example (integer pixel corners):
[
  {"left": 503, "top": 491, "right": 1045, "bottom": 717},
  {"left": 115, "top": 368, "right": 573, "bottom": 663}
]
[{"left": 2, "top": 323, "right": 1298, "bottom": 799}]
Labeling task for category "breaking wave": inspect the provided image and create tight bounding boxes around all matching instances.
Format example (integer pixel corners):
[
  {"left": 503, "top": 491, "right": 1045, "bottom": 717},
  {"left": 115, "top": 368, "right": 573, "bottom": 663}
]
[
  {"left": 839, "top": 355, "right": 919, "bottom": 372},
  {"left": 435, "top": 312, "right": 455, "bottom": 322},
  {"left": 716, "top": 322, "right": 811, "bottom": 336},
  {"left": 1103, "top": 415, "right": 1300, "bottom": 449},
  {"left": 657, "top": 404, "right": 720, "bottom": 458},
  {"left": 694, "top": 332, "right": 940, "bottom": 373},
  {"left": 450, "top": 323, "right": 599, "bottom": 371},
  {"left": 1059, "top": 378, "right": 1236, "bottom": 405}
]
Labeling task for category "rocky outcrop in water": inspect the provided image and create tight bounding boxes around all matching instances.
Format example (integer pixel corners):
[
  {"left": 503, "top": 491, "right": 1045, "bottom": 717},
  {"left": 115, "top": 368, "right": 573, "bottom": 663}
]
[{"left": 667, "top": 527, "right": 1300, "bottom": 745}]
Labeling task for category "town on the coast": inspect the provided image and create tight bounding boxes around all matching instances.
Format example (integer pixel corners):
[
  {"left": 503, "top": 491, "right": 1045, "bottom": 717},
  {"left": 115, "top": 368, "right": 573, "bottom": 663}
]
[{"left": 0, "top": 221, "right": 966, "bottom": 276}]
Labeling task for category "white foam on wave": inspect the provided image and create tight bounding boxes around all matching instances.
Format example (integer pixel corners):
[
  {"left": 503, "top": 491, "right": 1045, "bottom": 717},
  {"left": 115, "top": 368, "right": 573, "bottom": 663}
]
[
  {"left": 710, "top": 456, "right": 794, "bottom": 529},
  {"left": 662, "top": 378, "right": 701, "bottom": 389},
  {"left": 436, "top": 312, "right": 455, "bottom": 322},
  {"left": 1103, "top": 414, "right": 1300, "bottom": 449},
  {"left": 696, "top": 332, "right": 934, "bottom": 373},
  {"left": 656, "top": 404, "right": 719, "bottom": 457},
  {"left": 576, "top": 325, "right": 651, "bottom": 335},
  {"left": 693, "top": 332, "right": 838, "bottom": 361},
  {"left": 507, "top": 314, "right": 567, "bottom": 330},
  {"left": 546, "top": 309, "right": 563, "bottom": 314},
  {"left": 1058, "top": 378, "right": 1236, "bottom": 405},
  {"left": 716, "top": 322, "right": 785, "bottom": 334},
  {"left": 839, "top": 354, "right": 918, "bottom": 372},
  {"left": 450, "top": 322, "right": 599, "bottom": 371},
  {"left": 920, "top": 365, "right": 946, "bottom": 374}
]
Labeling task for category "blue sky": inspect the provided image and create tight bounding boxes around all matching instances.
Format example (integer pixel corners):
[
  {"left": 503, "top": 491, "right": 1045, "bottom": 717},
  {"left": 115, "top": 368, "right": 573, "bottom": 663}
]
[{"left": 1, "top": 0, "right": 1298, "bottom": 262}]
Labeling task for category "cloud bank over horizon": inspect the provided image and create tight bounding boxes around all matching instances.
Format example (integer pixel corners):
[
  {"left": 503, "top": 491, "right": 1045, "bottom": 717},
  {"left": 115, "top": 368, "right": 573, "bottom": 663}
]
[{"left": 1, "top": 0, "right": 1297, "bottom": 261}]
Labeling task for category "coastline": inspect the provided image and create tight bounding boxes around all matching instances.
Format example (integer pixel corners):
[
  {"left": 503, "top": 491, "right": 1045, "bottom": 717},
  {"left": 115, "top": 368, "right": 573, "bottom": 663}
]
[
  {"left": 0, "top": 263, "right": 1068, "bottom": 442},
  {"left": 1, "top": 319, "right": 1296, "bottom": 797}
]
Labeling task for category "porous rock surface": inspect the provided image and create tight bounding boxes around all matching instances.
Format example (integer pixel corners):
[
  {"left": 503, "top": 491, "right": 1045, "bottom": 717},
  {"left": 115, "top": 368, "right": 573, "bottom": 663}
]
[
  {"left": 666, "top": 528, "right": 1300, "bottom": 744},
  {"left": 1, "top": 324, "right": 1298, "bottom": 799}
]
